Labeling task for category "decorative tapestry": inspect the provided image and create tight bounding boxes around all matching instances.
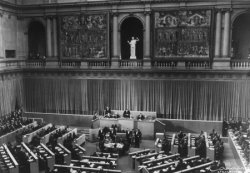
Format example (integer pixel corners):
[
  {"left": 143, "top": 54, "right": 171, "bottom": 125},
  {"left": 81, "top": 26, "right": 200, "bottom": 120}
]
[
  {"left": 60, "top": 14, "right": 107, "bottom": 59},
  {"left": 154, "top": 10, "right": 211, "bottom": 58}
]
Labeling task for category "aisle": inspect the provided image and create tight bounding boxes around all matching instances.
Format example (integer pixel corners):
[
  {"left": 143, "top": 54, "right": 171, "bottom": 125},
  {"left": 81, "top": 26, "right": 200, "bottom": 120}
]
[{"left": 223, "top": 142, "right": 241, "bottom": 170}]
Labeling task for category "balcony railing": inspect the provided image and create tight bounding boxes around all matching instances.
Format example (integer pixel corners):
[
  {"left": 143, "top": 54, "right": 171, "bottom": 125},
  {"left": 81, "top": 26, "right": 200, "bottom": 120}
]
[
  {"left": 60, "top": 60, "right": 81, "bottom": 68},
  {"left": 26, "top": 60, "right": 46, "bottom": 67},
  {"left": 231, "top": 59, "right": 250, "bottom": 69},
  {"left": 185, "top": 60, "right": 210, "bottom": 69},
  {"left": 152, "top": 60, "right": 177, "bottom": 68},
  {"left": 119, "top": 60, "right": 143, "bottom": 68},
  {"left": 0, "top": 58, "right": 249, "bottom": 71},
  {"left": 87, "top": 59, "right": 111, "bottom": 68}
]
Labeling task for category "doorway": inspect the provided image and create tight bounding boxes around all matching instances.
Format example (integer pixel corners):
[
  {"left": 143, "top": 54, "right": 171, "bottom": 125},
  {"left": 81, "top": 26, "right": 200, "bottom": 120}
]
[{"left": 28, "top": 21, "right": 46, "bottom": 59}]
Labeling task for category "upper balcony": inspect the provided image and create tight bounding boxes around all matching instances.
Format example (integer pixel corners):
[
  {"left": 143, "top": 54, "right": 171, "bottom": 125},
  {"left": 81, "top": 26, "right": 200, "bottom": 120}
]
[
  {"left": 0, "top": 58, "right": 250, "bottom": 74},
  {"left": 1, "top": 0, "right": 235, "bottom": 7}
]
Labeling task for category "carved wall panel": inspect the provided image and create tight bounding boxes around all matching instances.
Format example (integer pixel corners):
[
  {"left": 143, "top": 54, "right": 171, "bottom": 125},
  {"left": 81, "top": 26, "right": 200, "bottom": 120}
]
[
  {"left": 60, "top": 14, "right": 108, "bottom": 59},
  {"left": 154, "top": 10, "right": 211, "bottom": 58}
]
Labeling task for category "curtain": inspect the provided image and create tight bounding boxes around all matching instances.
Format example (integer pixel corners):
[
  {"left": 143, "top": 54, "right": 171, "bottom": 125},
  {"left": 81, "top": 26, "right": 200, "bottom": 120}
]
[
  {"left": 24, "top": 77, "right": 250, "bottom": 121},
  {"left": 0, "top": 77, "right": 23, "bottom": 116}
]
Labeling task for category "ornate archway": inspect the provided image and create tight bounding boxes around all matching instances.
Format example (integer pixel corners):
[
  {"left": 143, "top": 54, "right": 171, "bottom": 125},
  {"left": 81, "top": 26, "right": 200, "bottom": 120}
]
[
  {"left": 232, "top": 12, "right": 250, "bottom": 59},
  {"left": 120, "top": 17, "right": 144, "bottom": 60},
  {"left": 28, "top": 21, "right": 46, "bottom": 59}
]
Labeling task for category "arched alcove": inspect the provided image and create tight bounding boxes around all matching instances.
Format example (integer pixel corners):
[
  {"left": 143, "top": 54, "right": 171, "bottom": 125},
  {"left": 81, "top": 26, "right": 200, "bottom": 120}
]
[
  {"left": 28, "top": 21, "right": 46, "bottom": 58},
  {"left": 232, "top": 13, "right": 250, "bottom": 59},
  {"left": 120, "top": 17, "right": 143, "bottom": 60}
]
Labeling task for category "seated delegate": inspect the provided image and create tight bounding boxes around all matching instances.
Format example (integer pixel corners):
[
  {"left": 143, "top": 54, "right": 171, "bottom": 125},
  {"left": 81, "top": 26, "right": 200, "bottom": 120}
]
[
  {"left": 123, "top": 109, "right": 130, "bottom": 118},
  {"left": 137, "top": 113, "right": 145, "bottom": 121},
  {"left": 104, "top": 106, "right": 111, "bottom": 116}
]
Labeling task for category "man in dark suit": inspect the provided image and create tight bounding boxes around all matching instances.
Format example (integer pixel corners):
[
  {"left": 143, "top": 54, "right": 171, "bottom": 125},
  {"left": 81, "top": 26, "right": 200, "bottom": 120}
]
[
  {"left": 123, "top": 109, "right": 131, "bottom": 118},
  {"left": 104, "top": 106, "right": 111, "bottom": 116},
  {"left": 134, "top": 129, "right": 141, "bottom": 148},
  {"left": 137, "top": 113, "right": 145, "bottom": 121},
  {"left": 98, "top": 128, "right": 105, "bottom": 141}
]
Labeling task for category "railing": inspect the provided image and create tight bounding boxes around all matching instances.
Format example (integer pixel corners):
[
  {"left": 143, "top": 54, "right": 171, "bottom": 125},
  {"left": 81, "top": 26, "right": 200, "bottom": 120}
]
[
  {"left": 26, "top": 60, "right": 46, "bottom": 67},
  {"left": 119, "top": 59, "right": 143, "bottom": 67},
  {"left": 231, "top": 59, "right": 250, "bottom": 69},
  {"left": 87, "top": 59, "right": 111, "bottom": 68},
  {"left": 1, "top": 58, "right": 250, "bottom": 71},
  {"left": 152, "top": 59, "right": 177, "bottom": 68},
  {"left": 185, "top": 60, "right": 210, "bottom": 69},
  {"left": 60, "top": 59, "right": 81, "bottom": 68}
]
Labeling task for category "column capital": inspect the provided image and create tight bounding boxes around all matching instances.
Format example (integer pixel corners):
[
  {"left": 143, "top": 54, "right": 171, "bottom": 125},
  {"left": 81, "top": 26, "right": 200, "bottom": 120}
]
[
  {"left": 214, "top": 8, "right": 222, "bottom": 13},
  {"left": 111, "top": 12, "right": 119, "bottom": 17},
  {"left": 221, "top": 8, "right": 232, "bottom": 13},
  {"left": 44, "top": 15, "right": 53, "bottom": 20},
  {"left": 144, "top": 11, "right": 151, "bottom": 16}
]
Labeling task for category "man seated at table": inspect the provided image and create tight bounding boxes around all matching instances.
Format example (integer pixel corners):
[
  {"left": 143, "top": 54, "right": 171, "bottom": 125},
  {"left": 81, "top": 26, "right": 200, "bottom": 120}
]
[
  {"left": 104, "top": 106, "right": 111, "bottom": 116},
  {"left": 104, "top": 113, "right": 112, "bottom": 118},
  {"left": 137, "top": 113, "right": 145, "bottom": 121},
  {"left": 123, "top": 109, "right": 131, "bottom": 118}
]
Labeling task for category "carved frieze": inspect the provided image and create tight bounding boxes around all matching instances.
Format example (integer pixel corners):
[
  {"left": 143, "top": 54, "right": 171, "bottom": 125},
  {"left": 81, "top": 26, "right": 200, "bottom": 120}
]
[
  {"left": 60, "top": 14, "right": 108, "bottom": 59},
  {"left": 154, "top": 10, "right": 211, "bottom": 58}
]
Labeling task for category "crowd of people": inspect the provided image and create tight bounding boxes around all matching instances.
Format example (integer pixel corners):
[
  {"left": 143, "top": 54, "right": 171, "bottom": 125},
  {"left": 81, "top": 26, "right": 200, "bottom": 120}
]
[
  {"left": 223, "top": 117, "right": 250, "bottom": 137},
  {"left": 177, "top": 131, "right": 189, "bottom": 157},
  {"left": 30, "top": 124, "right": 57, "bottom": 146},
  {"left": 231, "top": 122, "right": 250, "bottom": 163},
  {"left": 98, "top": 124, "right": 142, "bottom": 155},
  {"left": 7, "top": 143, "right": 32, "bottom": 173},
  {"left": 93, "top": 106, "right": 146, "bottom": 120},
  {"left": 63, "top": 132, "right": 81, "bottom": 160},
  {"left": 209, "top": 129, "right": 224, "bottom": 161},
  {"left": 0, "top": 109, "right": 32, "bottom": 137},
  {"left": 48, "top": 126, "right": 70, "bottom": 148}
]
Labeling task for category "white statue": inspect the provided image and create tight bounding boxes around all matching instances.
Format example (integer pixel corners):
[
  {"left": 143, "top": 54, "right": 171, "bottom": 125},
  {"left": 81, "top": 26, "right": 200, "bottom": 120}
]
[{"left": 128, "top": 37, "right": 139, "bottom": 59}]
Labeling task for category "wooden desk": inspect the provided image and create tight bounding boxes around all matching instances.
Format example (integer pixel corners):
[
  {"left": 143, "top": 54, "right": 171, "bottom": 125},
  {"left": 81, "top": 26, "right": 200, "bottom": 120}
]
[
  {"left": 188, "top": 133, "right": 197, "bottom": 157},
  {"left": 22, "top": 123, "right": 52, "bottom": 143},
  {"left": 129, "top": 149, "right": 151, "bottom": 169},
  {"left": 204, "top": 132, "right": 215, "bottom": 160},
  {"left": 2, "top": 144, "right": 19, "bottom": 173},
  {"left": 40, "top": 126, "right": 65, "bottom": 144},
  {"left": 142, "top": 153, "right": 180, "bottom": 166},
  {"left": 135, "top": 151, "right": 165, "bottom": 170},
  {"left": 171, "top": 134, "right": 178, "bottom": 154},
  {"left": 39, "top": 143, "right": 55, "bottom": 171},
  {"left": 146, "top": 155, "right": 200, "bottom": 173},
  {"left": 57, "top": 143, "right": 71, "bottom": 165},
  {"left": 0, "top": 121, "right": 37, "bottom": 145},
  {"left": 81, "top": 155, "right": 117, "bottom": 162},
  {"left": 136, "top": 120, "right": 155, "bottom": 140},
  {"left": 74, "top": 133, "right": 86, "bottom": 146},
  {"left": 57, "top": 128, "right": 77, "bottom": 145},
  {"left": 174, "top": 161, "right": 214, "bottom": 173},
  {"left": 228, "top": 131, "right": 250, "bottom": 172},
  {"left": 111, "top": 110, "right": 156, "bottom": 120},
  {"left": 21, "top": 142, "right": 39, "bottom": 173}
]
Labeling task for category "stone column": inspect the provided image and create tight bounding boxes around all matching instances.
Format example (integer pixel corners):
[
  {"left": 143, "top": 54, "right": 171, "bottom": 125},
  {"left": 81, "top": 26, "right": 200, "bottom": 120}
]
[
  {"left": 46, "top": 17, "right": 52, "bottom": 58},
  {"left": 111, "top": 12, "right": 119, "bottom": 68},
  {"left": 112, "top": 13, "right": 118, "bottom": 59},
  {"left": 214, "top": 10, "right": 222, "bottom": 57},
  {"left": 213, "top": 9, "right": 231, "bottom": 69},
  {"left": 52, "top": 17, "right": 58, "bottom": 58},
  {"left": 0, "top": 13, "right": 3, "bottom": 58},
  {"left": 144, "top": 11, "right": 150, "bottom": 59},
  {"left": 222, "top": 10, "right": 231, "bottom": 58}
]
